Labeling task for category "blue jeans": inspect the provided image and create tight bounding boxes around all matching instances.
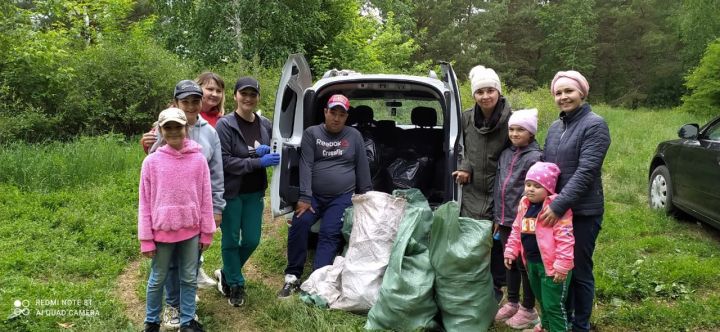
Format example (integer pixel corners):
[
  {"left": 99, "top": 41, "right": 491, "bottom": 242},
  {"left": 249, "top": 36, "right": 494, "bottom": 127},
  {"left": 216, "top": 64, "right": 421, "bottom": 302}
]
[
  {"left": 165, "top": 253, "right": 203, "bottom": 307},
  {"left": 284, "top": 192, "right": 352, "bottom": 278},
  {"left": 566, "top": 215, "right": 602, "bottom": 332},
  {"left": 145, "top": 236, "right": 199, "bottom": 326}
]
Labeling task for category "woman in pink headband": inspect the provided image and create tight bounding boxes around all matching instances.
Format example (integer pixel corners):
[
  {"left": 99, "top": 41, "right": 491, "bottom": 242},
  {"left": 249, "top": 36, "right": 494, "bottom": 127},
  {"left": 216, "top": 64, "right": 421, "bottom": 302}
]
[{"left": 541, "top": 70, "right": 611, "bottom": 332}]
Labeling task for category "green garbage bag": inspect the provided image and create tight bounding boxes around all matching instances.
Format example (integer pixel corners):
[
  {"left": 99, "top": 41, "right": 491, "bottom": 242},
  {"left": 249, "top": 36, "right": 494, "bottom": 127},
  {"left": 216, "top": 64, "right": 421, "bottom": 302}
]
[
  {"left": 341, "top": 206, "right": 354, "bottom": 255},
  {"left": 429, "top": 201, "right": 497, "bottom": 332},
  {"left": 365, "top": 189, "right": 439, "bottom": 331}
]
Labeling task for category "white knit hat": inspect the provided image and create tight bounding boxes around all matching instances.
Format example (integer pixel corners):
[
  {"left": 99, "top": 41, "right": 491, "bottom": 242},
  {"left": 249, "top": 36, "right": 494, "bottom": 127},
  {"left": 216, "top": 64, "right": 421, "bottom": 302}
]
[{"left": 469, "top": 65, "right": 502, "bottom": 95}]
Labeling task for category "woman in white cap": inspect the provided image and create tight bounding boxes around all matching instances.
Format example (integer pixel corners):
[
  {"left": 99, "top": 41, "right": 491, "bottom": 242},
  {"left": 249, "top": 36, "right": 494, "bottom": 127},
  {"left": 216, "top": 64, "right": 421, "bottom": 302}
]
[
  {"left": 452, "top": 65, "right": 512, "bottom": 302},
  {"left": 139, "top": 107, "right": 215, "bottom": 332},
  {"left": 143, "top": 79, "right": 225, "bottom": 331},
  {"left": 541, "top": 70, "right": 610, "bottom": 332}
]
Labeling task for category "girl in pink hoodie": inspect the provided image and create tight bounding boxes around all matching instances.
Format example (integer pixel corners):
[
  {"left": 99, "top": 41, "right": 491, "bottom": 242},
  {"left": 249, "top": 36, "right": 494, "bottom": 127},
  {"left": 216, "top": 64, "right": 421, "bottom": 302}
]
[
  {"left": 138, "top": 108, "right": 215, "bottom": 332},
  {"left": 504, "top": 162, "right": 574, "bottom": 332}
]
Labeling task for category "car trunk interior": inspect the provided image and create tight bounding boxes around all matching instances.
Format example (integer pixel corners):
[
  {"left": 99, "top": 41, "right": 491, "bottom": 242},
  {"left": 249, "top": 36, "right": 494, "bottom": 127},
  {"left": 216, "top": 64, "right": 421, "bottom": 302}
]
[{"left": 310, "top": 85, "right": 449, "bottom": 207}]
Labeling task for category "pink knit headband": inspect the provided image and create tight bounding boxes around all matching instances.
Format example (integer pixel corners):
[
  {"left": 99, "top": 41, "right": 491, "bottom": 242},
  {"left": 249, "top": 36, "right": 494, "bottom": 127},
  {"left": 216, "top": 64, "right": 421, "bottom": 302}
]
[{"left": 551, "top": 70, "right": 589, "bottom": 98}]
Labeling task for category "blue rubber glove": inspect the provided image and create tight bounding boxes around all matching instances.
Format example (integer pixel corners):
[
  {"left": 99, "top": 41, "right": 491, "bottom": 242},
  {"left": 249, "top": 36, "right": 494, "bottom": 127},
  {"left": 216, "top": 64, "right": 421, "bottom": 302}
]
[
  {"left": 255, "top": 144, "right": 271, "bottom": 157},
  {"left": 259, "top": 153, "right": 280, "bottom": 167}
]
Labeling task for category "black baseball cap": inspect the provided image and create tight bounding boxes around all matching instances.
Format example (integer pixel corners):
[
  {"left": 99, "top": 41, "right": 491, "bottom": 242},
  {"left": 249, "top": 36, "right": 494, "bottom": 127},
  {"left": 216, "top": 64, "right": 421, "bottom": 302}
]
[
  {"left": 174, "top": 80, "right": 203, "bottom": 99},
  {"left": 234, "top": 76, "right": 260, "bottom": 94}
]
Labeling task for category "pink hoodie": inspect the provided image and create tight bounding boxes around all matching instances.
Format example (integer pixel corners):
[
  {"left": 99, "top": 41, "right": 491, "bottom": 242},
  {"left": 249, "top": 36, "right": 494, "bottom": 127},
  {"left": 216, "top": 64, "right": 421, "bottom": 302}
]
[
  {"left": 138, "top": 139, "right": 216, "bottom": 252},
  {"left": 504, "top": 194, "right": 574, "bottom": 276}
]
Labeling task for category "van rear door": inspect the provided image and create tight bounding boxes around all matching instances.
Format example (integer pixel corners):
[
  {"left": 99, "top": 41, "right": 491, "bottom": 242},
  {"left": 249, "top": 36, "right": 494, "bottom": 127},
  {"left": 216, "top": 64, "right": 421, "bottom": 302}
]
[
  {"left": 271, "top": 54, "right": 312, "bottom": 217},
  {"left": 440, "top": 62, "right": 463, "bottom": 203}
]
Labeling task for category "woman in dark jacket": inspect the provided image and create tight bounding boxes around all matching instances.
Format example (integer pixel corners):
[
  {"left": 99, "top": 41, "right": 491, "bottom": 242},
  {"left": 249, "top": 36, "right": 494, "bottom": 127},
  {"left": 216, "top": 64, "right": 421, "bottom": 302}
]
[
  {"left": 451, "top": 65, "right": 511, "bottom": 302},
  {"left": 214, "top": 77, "right": 280, "bottom": 307},
  {"left": 453, "top": 65, "right": 511, "bottom": 220},
  {"left": 541, "top": 70, "right": 611, "bottom": 332}
]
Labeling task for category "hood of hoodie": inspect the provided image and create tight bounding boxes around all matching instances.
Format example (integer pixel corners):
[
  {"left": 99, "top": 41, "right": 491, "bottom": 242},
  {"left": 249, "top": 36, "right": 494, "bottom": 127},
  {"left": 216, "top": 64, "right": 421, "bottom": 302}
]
[
  {"left": 187, "top": 116, "right": 209, "bottom": 143},
  {"left": 157, "top": 138, "right": 202, "bottom": 158},
  {"left": 192, "top": 115, "right": 209, "bottom": 128}
]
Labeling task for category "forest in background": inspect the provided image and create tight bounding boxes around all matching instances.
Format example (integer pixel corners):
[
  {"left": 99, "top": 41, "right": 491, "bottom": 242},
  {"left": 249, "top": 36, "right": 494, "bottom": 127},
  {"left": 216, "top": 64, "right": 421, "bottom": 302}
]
[{"left": 1, "top": 0, "right": 719, "bottom": 142}]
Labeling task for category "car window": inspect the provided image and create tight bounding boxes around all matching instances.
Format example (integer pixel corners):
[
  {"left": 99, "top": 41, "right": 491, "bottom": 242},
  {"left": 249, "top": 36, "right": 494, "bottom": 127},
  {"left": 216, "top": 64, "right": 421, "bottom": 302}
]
[
  {"left": 706, "top": 122, "right": 720, "bottom": 141},
  {"left": 278, "top": 86, "right": 298, "bottom": 138},
  {"left": 350, "top": 98, "right": 444, "bottom": 127}
]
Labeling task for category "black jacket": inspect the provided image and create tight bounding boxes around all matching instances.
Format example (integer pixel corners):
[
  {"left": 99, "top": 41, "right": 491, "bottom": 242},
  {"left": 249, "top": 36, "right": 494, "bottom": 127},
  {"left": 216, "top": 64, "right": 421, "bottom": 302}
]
[
  {"left": 215, "top": 112, "right": 272, "bottom": 199},
  {"left": 543, "top": 103, "right": 610, "bottom": 216}
]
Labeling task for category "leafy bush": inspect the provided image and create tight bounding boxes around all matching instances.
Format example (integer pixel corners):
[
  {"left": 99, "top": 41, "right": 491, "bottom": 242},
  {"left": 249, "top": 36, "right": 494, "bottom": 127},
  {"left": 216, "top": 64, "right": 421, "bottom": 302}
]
[
  {"left": 682, "top": 37, "right": 720, "bottom": 116},
  {"left": 0, "top": 19, "right": 75, "bottom": 142},
  {"left": 0, "top": 4, "right": 193, "bottom": 142},
  {"left": 208, "top": 57, "right": 282, "bottom": 120},
  {"left": 61, "top": 32, "right": 192, "bottom": 137}
]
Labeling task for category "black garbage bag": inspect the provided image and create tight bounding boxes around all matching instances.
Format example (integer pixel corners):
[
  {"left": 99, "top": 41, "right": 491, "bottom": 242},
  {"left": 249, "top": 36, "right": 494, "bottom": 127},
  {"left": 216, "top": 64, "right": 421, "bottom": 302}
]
[{"left": 386, "top": 157, "right": 431, "bottom": 191}]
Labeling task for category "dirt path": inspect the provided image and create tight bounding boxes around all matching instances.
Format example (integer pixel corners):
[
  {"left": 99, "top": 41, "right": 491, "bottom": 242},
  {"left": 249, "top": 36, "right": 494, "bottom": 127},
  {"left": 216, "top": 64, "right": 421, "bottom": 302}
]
[{"left": 114, "top": 259, "right": 145, "bottom": 328}]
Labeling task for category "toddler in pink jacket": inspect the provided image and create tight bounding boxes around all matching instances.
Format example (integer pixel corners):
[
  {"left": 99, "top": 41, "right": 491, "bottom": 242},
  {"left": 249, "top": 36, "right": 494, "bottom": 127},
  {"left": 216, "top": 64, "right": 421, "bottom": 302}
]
[
  {"left": 504, "top": 162, "right": 574, "bottom": 332},
  {"left": 138, "top": 108, "right": 215, "bottom": 332}
]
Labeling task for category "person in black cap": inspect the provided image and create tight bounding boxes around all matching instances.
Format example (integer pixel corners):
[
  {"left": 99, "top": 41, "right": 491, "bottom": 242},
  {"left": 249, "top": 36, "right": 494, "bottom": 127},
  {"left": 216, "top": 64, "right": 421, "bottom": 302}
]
[{"left": 213, "top": 76, "right": 279, "bottom": 307}]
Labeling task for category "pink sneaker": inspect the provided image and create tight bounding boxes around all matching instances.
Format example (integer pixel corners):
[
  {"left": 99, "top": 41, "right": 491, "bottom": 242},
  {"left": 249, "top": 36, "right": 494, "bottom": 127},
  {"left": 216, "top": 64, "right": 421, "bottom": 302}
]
[
  {"left": 495, "top": 302, "right": 519, "bottom": 322},
  {"left": 506, "top": 306, "right": 540, "bottom": 329}
]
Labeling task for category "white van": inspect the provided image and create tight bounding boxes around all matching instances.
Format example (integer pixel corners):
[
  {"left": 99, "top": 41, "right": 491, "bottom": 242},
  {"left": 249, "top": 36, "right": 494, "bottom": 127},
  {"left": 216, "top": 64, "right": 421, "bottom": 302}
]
[{"left": 270, "top": 54, "right": 464, "bottom": 217}]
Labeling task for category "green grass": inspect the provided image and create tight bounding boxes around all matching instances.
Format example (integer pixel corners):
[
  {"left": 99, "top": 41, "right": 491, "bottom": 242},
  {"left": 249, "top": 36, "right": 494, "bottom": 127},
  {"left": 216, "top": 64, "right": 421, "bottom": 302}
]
[
  {"left": 1, "top": 106, "right": 718, "bottom": 331},
  {"left": 0, "top": 134, "right": 142, "bottom": 331}
]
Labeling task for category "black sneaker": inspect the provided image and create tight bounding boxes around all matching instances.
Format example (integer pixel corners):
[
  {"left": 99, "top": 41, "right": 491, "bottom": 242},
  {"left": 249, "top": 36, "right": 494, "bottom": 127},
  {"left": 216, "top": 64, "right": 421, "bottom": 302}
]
[
  {"left": 228, "top": 286, "right": 246, "bottom": 307},
  {"left": 214, "top": 269, "right": 230, "bottom": 297},
  {"left": 179, "top": 319, "right": 204, "bottom": 332},
  {"left": 143, "top": 322, "right": 160, "bottom": 332},
  {"left": 277, "top": 274, "right": 300, "bottom": 298}
]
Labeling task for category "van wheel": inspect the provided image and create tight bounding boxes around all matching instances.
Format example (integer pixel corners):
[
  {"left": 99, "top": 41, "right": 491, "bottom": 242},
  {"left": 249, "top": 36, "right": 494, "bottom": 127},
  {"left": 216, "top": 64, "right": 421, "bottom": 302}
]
[{"left": 649, "top": 165, "right": 676, "bottom": 214}]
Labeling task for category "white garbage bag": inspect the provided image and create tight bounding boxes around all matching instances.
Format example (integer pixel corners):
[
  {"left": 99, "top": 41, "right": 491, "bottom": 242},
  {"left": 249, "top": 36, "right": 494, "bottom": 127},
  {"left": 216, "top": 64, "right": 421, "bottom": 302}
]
[
  {"left": 299, "top": 256, "right": 345, "bottom": 306},
  {"left": 331, "top": 191, "right": 406, "bottom": 312}
]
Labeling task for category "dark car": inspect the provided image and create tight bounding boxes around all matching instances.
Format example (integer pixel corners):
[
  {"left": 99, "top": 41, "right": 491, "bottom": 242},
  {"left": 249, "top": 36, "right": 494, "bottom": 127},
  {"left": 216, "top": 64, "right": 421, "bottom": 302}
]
[{"left": 648, "top": 115, "right": 720, "bottom": 228}]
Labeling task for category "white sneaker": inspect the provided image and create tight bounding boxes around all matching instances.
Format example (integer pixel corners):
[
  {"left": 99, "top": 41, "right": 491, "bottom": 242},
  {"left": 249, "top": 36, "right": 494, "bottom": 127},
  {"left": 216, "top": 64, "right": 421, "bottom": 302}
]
[
  {"left": 197, "top": 267, "right": 217, "bottom": 289},
  {"left": 161, "top": 305, "right": 199, "bottom": 329},
  {"left": 214, "top": 269, "right": 229, "bottom": 296},
  {"left": 162, "top": 306, "right": 180, "bottom": 330}
]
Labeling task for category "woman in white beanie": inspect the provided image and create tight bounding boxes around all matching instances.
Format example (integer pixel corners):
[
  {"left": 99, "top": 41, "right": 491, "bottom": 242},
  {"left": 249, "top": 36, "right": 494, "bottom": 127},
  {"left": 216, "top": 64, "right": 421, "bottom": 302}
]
[{"left": 452, "top": 65, "right": 512, "bottom": 302}]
